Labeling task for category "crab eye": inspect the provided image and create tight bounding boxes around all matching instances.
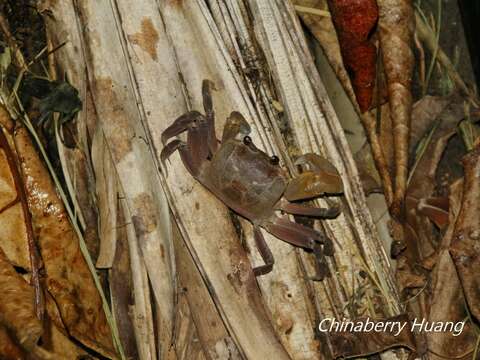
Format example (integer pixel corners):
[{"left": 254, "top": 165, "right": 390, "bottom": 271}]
[
  {"left": 270, "top": 155, "right": 279, "bottom": 165},
  {"left": 243, "top": 136, "right": 252, "bottom": 145}
]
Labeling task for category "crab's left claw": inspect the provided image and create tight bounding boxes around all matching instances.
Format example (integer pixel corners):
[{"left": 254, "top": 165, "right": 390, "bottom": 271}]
[
  {"left": 161, "top": 111, "right": 204, "bottom": 145},
  {"left": 285, "top": 153, "right": 343, "bottom": 201}
]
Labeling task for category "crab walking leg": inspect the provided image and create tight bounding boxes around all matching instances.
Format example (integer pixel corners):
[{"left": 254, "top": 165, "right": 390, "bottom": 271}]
[
  {"left": 265, "top": 217, "right": 334, "bottom": 256},
  {"left": 310, "top": 243, "right": 330, "bottom": 281},
  {"left": 275, "top": 199, "right": 340, "bottom": 219},
  {"left": 201, "top": 80, "right": 218, "bottom": 154},
  {"left": 187, "top": 120, "right": 212, "bottom": 171},
  {"left": 160, "top": 140, "right": 201, "bottom": 177},
  {"left": 251, "top": 226, "right": 275, "bottom": 276},
  {"left": 263, "top": 216, "right": 331, "bottom": 250},
  {"left": 161, "top": 110, "right": 204, "bottom": 145},
  {"left": 264, "top": 217, "right": 335, "bottom": 280}
]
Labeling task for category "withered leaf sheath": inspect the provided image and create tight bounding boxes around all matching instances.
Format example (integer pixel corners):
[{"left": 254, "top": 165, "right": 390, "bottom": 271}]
[{"left": 377, "top": 0, "right": 415, "bottom": 217}]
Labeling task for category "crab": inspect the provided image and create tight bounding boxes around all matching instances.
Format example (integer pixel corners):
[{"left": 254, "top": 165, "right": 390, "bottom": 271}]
[{"left": 161, "top": 80, "right": 343, "bottom": 279}]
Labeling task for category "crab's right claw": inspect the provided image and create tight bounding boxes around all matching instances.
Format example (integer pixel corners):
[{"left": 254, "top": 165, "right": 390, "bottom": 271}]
[
  {"left": 285, "top": 153, "right": 343, "bottom": 201},
  {"left": 161, "top": 111, "right": 204, "bottom": 145}
]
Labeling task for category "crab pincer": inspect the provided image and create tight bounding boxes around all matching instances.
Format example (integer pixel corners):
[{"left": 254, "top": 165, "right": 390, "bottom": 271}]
[
  {"left": 161, "top": 79, "right": 343, "bottom": 280},
  {"left": 285, "top": 153, "right": 344, "bottom": 202}
]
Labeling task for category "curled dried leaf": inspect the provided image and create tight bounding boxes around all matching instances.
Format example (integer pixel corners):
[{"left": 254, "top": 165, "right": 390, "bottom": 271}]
[
  {"left": 0, "top": 324, "right": 28, "bottom": 359},
  {"left": 449, "top": 145, "right": 480, "bottom": 323},
  {"left": 14, "top": 127, "right": 116, "bottom": 358},
  {"left": 426, "top": 181, "right": 477, "bottom": 359},
  {"left": 0, "top": 246, "right": 43, "bottom": 350},
  {"left": 377, "top": 0, "right": 415, "bottom": 216},
  {"left": 327, "top": 0, "right": 379, "bottom": 112}
]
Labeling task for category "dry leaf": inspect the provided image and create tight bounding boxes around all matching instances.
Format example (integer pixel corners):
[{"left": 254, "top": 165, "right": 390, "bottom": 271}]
[
  {"left": 294, "top": 0, "right": 357, "bottom": 106},
  {"left": 450, "top": 144, "right": 480, "bottom": 323},
  {"left": 377, "top": 0, "right": 415, "bottom": 215},
  {"left": 109, "top": 205, "right": 139, "bottom": 360},
  {"left": 326, "top": 0, "right": 378, "bottom": 112},
  {"left": 14, "top": 126, "right": 116, "bottom": 358},
  {"left": 426, "top": 181, "right": 477, "bottom": 360},
  {"left": 0, "top": 246, "right": 43, "bottom": 351},
  {"left": 0, "top": 324, "right": 28, "bottom": 360}
]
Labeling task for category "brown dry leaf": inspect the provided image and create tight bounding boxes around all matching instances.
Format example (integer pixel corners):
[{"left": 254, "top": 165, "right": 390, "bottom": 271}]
[
  {"left": 327, "top": 313, "right": 417, "bottom": 358},
  {"left": 61, "top": 145, "right": 101, "bottom": 260},
  {"left": 410, "top": 95, "right": 452, "bottom": 152},
  {"left": 171, "top": 291, "right": 207, "bottom": 360},
  {"left": 450, "top": 144, "right": 480, "bottom": 323},
  {"left": 379, "top": 94, "right": 458, "bottom": 184},
  {"left": 415, "top": 197, "right": 449, "bottom": 230},
  {"left": 377, "top": 103, "right": 395, "bottom": 176},
  {"left": 41, "top": 305, "right": 90, "bottom": 360},
  {"left": 109, "top": 204, "right": 139, "bottom": 360},
  {"left": 295, "top": 1, "right": 395, "bottom": 205},
  {"left": 173, "top": 221, "right": 241, "bottom": 359},
  {"left": 0, "top": 128, "right": 30, "bottom": 271},
  {"left": 325, "top": 0, "right": 378, "bottom": 112},
  {"left": 294, "top": 0, "right": 357, "bottom": 105},
  {"left": 353, "top": 143, "right": 382, "bottom": 195},
  {"left": 426, "top": 180, "right": 477, "bottom": 360},
  {"left": 377, "top": 0, "right": 415, "bottom": 216},
  {"left": 294, "top": 1, "right": 396, "bottom": 207},
  {"left": 0, "top": 246, "right": 43, "bottom": 351},
  {"left": 398, "top": 131, "right": 454, "bottom": 291},
  {"left": 13, "top": 126, "right": 116, "bottom": 358},
  {"left": 91, "top": 128, "right": 118, "bottom": 269},
  {"left": 0, "top": 114, "right": 44, "bottom": 319},
  {"left": 394, "top": 105, "right": 464, "bottom": 296},
  {"left": 0, "top": 324, "right": 29, "bottom": 360}
]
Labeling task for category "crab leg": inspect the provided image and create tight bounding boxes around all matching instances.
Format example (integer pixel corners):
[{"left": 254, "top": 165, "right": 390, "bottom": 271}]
[
  {"left": 276, "top": 199, "right": 340, "bottom": 219},
  {"left": 263, "top": 216, "right": 333, "bottom": 255},
  {"left": 310, "top": 243, "right": 330, "bottom": 281},
  {"left": 161, "top": 110, "right": 204, "bottom": 145},
  {"left": 160, "top": 139, "right": 201, "bottom": 177},
  {"left": 187, "top": 121, "right": 212, "bottom": 171},
  {"left": 202, "top": 80, "right": 218, "bottom": 153},
  {"left": 251, "top": 226, "right": 274, "bottom": 276}
]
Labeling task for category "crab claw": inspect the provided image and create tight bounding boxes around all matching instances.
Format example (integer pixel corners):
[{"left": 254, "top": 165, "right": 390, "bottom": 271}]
[
  {"left": 285, "top": 153, "right": 343, "bottom": 201},
  {"left": 161, "top": 111, "right": 204, "bottom": 145},
  {"left": 160, "top": 139, "right": 184, "bottom": 166},
  {"left": 294, "top": 153, "right": 339, "bottom": 173},
  {"left": 221, "top": 111, "right": 251, "bottom": 142}
]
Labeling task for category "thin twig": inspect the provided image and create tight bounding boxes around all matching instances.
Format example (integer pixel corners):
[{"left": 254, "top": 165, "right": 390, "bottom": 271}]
[
  {"left": 415, "top": 11, "right": 479, "bottom": 107},
  {"left": 294, "top": 5, "right": 331, "bottom": 18},
  {"left": 0, "top": 12, "right": 27, "bottom": 70},
  {"left": 414, "top": 32, "right": 426, "bottom": 95},
  {"left": 424, "top": 0, "right": 442, "bottom": 91}
]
